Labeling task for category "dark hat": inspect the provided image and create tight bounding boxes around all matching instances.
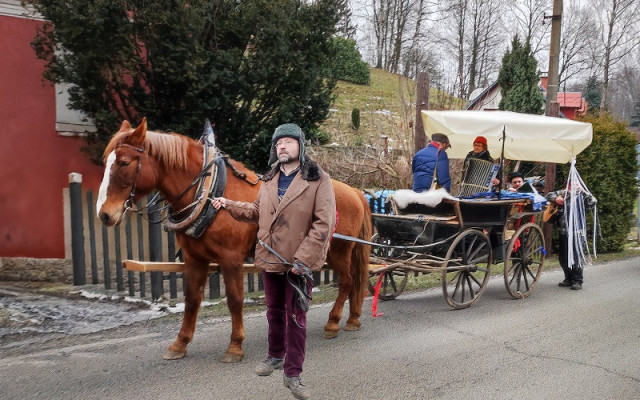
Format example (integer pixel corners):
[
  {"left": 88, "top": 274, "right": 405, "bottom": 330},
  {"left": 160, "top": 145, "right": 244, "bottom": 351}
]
[
  {"left": 509, "top": 171, "right": 524, "bottom": 181},
  {"left": 431, "top": 133, "right": 450, "bottom": 147},
  {"left": 268, "top": 123, "right": 306, "bottom": 166}
]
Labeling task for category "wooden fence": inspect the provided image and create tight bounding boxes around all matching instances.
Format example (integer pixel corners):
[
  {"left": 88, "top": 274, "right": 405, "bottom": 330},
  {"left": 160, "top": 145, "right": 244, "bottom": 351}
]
[{"left": 66, "top": 175, "right": 378, "bottom": 301}]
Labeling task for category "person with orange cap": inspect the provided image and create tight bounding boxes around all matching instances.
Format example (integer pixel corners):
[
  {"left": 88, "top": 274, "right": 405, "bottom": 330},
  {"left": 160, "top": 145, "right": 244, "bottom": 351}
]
[
  {"left": 463, "top": 136, "right": 499, "bottom": 187},
  {"left": 465, "top": 136, "right": 493, "bottom": 163}
]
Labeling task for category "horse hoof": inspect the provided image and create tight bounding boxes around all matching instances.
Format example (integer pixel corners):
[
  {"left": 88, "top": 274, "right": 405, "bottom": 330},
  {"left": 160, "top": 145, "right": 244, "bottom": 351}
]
[
  {"left": 220, "top": 353, "right": 244, "bottom": 363},
  {"left": 163, "top": 350, "right": 186, "bottom": 360},
  {"left": 323, "top": 330, "right": 339, "bottom": 339},
  {"left": 343, "top": 323, "right": 361, "bottom": 332}
]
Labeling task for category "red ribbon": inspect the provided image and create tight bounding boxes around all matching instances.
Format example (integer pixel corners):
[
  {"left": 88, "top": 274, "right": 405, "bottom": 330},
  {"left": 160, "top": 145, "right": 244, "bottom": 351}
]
[{"left": 371, "top": 270, "right": 385, "bottom": 317}]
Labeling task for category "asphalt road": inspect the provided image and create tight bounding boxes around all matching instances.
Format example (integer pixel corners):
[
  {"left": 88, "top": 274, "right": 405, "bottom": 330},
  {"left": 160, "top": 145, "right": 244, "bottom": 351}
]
[{"left": 1, "top": 258, "right": 639, "bottom": 400}]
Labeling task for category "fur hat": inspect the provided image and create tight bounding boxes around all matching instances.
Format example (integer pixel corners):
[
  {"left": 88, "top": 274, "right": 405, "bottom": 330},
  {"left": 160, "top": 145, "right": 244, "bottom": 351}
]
[
  {"left": 474, "top": 136, "right": 488, "bottom": 147},
  {"left": 268, "top": 123, "right": 306, "bottom": 166}
]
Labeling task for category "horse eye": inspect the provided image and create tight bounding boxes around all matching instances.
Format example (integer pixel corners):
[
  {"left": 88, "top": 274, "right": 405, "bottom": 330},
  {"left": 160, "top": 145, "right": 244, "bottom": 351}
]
[{"left": 118, "top": 160, "right": 131, "bottom": 167}]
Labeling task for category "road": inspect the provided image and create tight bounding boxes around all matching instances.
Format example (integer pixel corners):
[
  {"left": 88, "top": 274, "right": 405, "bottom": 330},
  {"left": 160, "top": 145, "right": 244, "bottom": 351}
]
[{"left": 1, "top": 258, "right": 639, "bottom": 400}]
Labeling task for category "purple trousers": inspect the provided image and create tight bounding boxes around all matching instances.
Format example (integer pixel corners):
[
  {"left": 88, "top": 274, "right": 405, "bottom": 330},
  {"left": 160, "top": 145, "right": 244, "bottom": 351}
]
[{"left": 262, "top": 271, "right": 310, "bottom": 377}]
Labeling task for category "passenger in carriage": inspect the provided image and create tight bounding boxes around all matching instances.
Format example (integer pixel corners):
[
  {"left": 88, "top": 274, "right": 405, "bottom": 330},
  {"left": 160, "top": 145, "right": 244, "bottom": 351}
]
[
  {"left": 463, "top": 136, "right": 500, "bottom": 188},
  {"left": 464, "top": 136, "right": 493, "bottom": 163},
  {"left": 411, "top": 133, "right": 452, "bottom": 193},
  {"left": 507, "top": 171, "right": 525, "bottom": 192}
]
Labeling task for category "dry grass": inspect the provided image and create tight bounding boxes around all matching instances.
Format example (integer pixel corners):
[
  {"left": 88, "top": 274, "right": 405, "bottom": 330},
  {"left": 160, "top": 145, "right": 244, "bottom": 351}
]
[{"left": 312, "top": 68, "right": 463, "bottom": 190}]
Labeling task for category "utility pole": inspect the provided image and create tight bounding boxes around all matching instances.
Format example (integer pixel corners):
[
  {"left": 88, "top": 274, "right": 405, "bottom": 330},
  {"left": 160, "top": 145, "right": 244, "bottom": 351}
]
[
  {"left": 544, "top": 0, "right": 562, "bottom": 252},
  {"left": 414, "top": 72, "right": 430, "bottom": 153}
]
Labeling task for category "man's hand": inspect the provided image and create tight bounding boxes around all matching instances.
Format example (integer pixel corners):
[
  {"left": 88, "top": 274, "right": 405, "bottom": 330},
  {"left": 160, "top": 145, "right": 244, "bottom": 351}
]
[
  {"left": 291, "top": 260, "right": 311, "bottom": 277},
  {"left": 212, "top": 197, "right": 227, "bottom": 209}
]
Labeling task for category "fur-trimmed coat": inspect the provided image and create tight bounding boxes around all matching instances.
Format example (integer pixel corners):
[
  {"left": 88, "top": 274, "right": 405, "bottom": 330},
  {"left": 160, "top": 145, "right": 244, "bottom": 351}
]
[{"left": 224, "top": 159, "right": 336, "bottom": 272}]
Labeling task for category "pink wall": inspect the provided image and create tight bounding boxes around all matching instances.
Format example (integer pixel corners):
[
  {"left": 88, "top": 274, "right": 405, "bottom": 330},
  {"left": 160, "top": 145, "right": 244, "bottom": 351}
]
[{"left": 0, "top": 16, "right": 105, "bottom": 258}]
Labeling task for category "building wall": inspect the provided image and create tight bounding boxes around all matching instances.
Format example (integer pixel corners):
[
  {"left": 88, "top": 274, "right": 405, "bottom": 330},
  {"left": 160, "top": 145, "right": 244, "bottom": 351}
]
[{"left": 0, "top": 13, "right": 105, "bottom": 258}]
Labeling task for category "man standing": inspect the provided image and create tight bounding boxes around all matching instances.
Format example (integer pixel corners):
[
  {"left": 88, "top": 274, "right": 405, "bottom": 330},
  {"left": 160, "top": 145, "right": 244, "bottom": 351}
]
[
  {"left": 412, "top": 133, "right": 451, "bottom": 192},
  {"left": 546, "top": 185, "right": 597, "bottom": 290},
  {"left": 212, "top": 123, "right": 336, "bottom": 400}
]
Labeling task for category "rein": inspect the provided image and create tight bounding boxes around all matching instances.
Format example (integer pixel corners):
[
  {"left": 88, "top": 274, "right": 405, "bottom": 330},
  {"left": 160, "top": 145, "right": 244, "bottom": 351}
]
[{"left": 116, "top": 143, "right": 145, "bottom": 214}]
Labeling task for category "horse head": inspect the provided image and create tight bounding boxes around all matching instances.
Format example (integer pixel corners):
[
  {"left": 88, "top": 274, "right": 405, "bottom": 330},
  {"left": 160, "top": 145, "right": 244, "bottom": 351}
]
[{"left": 97, "top": 118, "right": 158, "bottom": 226}]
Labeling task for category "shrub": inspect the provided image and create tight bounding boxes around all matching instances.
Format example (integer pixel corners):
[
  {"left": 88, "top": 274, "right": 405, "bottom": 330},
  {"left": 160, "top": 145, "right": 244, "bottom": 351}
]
[
  {"left": 330, "top": 37, "right": 370, "bottom": 85},
  {"left": 351, "top": 108, "right": 360, "bottom": 130},
  {"left": 557, "top": 113, "right": 639, "bottom": 252}
]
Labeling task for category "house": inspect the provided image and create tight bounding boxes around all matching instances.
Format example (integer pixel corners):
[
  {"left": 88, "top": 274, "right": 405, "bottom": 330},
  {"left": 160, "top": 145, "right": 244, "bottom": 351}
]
[
  {"left": 466, "top": 74, "right": 587, "bottom": 120},
  {"left": 0, "top": 1, "right": 105, "bottom": 259}
]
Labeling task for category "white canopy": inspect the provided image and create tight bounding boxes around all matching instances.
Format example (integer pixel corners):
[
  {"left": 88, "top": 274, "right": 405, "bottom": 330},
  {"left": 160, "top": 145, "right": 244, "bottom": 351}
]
[{"left": 421, "top": 110, "right": 593, "bottom": 163}]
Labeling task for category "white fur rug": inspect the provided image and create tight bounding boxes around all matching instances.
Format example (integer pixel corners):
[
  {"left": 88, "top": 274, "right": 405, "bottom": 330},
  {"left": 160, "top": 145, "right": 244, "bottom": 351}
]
[{"left": 392, "top": 188, "right": 456, "bottom": 209}]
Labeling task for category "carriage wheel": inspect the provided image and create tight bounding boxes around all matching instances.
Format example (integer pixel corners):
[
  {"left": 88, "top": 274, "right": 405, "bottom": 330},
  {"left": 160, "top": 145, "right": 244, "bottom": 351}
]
[
  {"left": 441, "top": 229, "right": 492, "bottom": 309},
  {"left": 504, "top": 223, "right": 545, "bottom": 299},
  {"left": 367, "top": 233, "right": 408, "bottom": 300}
]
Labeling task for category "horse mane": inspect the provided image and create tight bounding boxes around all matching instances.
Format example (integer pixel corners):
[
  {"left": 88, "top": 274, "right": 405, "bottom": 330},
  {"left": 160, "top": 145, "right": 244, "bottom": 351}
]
[{"left": 104, "top": 130, "right": 191, "bottom": 170}]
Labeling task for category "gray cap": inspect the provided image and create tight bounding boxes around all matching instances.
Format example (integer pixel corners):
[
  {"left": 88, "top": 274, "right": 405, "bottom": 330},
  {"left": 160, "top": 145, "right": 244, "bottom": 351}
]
[
  {"left": 268, "top": 123, "right": 306, "bottom": 166},
  {"left": 431, "top": 133, "right": 450, "bottom": 147}
]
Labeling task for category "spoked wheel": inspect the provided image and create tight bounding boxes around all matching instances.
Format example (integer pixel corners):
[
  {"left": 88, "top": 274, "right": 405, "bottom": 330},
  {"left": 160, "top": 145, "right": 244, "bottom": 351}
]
[
  {"left": 504, "top": 222, "right": 545, "bottom": 298},
  {"left": 442, "top": 229, "right": 492, "bottom": 309},
  {"left": 368, "top": 233, "right": 408, "bottom": 300}
]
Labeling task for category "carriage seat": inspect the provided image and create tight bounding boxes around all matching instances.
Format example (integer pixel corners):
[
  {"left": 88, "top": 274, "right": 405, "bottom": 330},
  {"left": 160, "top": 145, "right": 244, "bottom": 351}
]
[{"left": 388, "top": 188, "right": 457, "bottom": 218}]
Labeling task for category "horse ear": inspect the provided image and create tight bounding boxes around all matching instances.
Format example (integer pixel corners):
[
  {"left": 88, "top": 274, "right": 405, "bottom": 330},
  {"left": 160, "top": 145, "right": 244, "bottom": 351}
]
[
  {"left": 119, "top": 120, "right": 132, "bottom": 132},
  {"left": 128, "top": 118, "right": 147, "bottom": 146}
]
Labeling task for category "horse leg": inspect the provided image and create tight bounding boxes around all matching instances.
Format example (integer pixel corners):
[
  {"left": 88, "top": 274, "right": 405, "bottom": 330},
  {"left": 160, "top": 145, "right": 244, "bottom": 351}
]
[
  {"left": 343, "top": 262, "right": 365, "bottom": 332},
  {"left": 218, "top": 263, "right": 246, "bottom": 363},
  {"left": 344, "top": 242, "right": 368, "bottom": 332},
  {"left": 323, "top": 244, "right": 354, "bottom": 339},
  {"left": 164, "top": 260, "right": 208, "bottom": 360}
]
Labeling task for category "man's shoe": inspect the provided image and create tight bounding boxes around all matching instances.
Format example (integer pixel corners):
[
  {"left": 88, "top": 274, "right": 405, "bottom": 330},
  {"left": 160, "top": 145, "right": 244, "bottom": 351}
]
[
  {"left": 284, "top": 375, "right": 310, "bottom": 400},
  {"left": 571, "top": 282, "right": 582, "bottom": 290},
  {"left": 254, "top": 357, "right": 284, "bottom": 376},
  {"left": 558, "top": 279, "right": 573, "bottom": 287}
]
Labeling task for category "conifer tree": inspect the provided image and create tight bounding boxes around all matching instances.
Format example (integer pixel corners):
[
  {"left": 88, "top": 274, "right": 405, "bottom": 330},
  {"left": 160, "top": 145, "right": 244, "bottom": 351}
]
[
  {"left": 498, "top": 35, "right": 543, "bottom": 114},
  {"left": 583, "top": 75, "right": 602, "bottom": 115},
  {"left": 29, "top": 0, "right": 341, "bottom": 170}
]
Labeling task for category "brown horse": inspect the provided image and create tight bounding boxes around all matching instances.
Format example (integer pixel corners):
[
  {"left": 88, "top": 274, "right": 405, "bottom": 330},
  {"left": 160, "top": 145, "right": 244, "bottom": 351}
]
[{"left": 97, "top": 119, "right": 371, "bottom": 361}]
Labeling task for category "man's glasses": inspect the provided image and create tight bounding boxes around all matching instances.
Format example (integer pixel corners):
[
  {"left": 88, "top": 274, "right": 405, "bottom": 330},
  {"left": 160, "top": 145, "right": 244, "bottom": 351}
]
[{"left": 276, "top": 139, "right": 297, "bottom": 147}]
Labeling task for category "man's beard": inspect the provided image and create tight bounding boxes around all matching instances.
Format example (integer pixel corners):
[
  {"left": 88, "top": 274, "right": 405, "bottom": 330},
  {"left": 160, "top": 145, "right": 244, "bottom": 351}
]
[{"left": 278, "top": 152, "right": 298, "bottom": 164}]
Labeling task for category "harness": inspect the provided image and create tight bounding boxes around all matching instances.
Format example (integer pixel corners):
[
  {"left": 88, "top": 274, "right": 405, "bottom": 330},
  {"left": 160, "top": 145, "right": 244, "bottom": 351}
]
[
  {"left": 258, "top": 239, "right": 313, "bottom": 328},
  {"left": 119, "top": 121, "right": 259, "bottom": 237}
]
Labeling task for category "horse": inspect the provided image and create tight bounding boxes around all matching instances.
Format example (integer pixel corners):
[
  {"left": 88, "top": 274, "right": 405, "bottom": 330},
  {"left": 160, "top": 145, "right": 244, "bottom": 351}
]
[{"left": 96, "top": 118, "right": 372, "bottom": 361}]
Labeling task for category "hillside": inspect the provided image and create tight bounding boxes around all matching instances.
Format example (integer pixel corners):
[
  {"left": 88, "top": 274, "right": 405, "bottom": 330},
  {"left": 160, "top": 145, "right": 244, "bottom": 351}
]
[{"left": 312, "top": 68, "right": 463, "bottom": 189}]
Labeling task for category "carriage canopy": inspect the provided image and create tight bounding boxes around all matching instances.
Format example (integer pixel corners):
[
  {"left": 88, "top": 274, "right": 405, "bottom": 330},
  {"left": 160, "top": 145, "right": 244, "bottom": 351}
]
[{"left": 421, "top": 110, "right": 593, "bottom": 163}]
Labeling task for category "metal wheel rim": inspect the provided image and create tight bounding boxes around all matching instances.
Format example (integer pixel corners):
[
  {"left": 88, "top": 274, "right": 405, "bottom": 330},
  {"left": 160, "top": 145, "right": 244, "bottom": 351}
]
[
  {"left": 504, "top": 223, "right": 545, "bottom": 299},
  {"left": 441, "top": 229, "right": 492, "bottom": 309}
]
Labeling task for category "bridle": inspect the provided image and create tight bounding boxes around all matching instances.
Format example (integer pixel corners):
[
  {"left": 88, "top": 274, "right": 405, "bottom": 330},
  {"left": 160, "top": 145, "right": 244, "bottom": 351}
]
[{"left": 115, "top": 142, "right": 146, "bottom": 214}]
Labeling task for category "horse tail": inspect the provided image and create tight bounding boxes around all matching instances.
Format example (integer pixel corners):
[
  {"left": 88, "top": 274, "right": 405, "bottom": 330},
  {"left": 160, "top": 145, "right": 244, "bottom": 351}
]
[{"left": 351, "top": 189, "right": 372, "bottom": 299}]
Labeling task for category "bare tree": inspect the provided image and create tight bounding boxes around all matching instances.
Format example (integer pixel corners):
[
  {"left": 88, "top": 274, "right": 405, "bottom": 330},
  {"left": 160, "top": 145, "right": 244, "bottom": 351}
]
[
  {"left": 439, "top": 0, "right": 504, "bottom": 99},
  {"left": 558, "top": 2, "right": 601, "bottom": 86},
  {"left": 468, "top": 0, "right": 504, "bottom": 95},
  {"left": 593, "top": 0, "right": 640, "bottom": 110},
  {"left": 369, "top": 0, "right": 439, "bottom": 73},
  {"left": 507, "top": 0, "right": 550, "bottom": 56}
]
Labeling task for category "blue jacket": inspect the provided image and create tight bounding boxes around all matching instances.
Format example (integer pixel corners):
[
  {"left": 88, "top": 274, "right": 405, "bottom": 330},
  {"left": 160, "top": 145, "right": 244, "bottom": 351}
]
[{"left": 412, "top": 143, "right": 451, "bottom": 192}]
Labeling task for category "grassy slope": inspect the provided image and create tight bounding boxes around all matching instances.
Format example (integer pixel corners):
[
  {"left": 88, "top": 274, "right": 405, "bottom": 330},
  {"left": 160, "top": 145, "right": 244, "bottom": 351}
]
[{"left": 320, "top": 68, "right": 464, "bottom": 147}]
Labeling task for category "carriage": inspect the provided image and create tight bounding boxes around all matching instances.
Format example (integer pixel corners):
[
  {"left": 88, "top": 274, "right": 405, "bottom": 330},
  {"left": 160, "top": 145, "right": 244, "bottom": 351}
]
[{"left": 365, "top": 110, "right": 593, "bottom": 309}]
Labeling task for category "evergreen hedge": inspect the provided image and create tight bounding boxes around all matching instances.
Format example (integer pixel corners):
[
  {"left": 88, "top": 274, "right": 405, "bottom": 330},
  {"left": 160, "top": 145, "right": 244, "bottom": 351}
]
[
  {"left": 558, "top": 113, "right": 639, "bottom": 252},
  {"left": 330, "top": 37, "right": 370, "bottom": 85}
]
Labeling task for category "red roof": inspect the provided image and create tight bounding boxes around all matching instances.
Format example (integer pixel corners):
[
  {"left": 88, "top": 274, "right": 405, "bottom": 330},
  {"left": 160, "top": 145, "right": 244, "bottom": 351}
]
[{"left": 557, "top": 92, "right": 584, "bottom": 109}]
